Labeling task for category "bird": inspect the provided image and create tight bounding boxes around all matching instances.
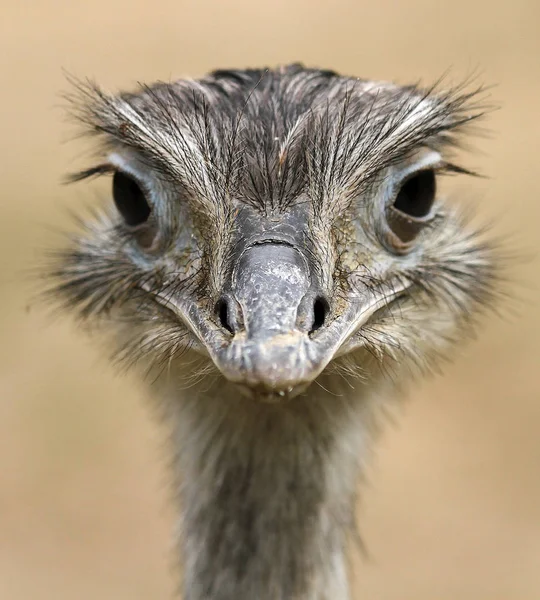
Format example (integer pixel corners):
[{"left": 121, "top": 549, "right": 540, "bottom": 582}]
[{"left": 50, "top": 64, "right": 498, "bottom": 600}]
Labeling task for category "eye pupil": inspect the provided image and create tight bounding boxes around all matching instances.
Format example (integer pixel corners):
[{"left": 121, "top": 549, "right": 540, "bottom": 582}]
[
  {"left": 112, "top": 171, "right": 151, "bottom": 226},
  {"left": 393, "top": 169, "right": 436, "bottom": 218}
]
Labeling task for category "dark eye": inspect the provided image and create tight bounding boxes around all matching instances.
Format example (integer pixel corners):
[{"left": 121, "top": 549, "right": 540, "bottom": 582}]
[
  {"left": 112, "top": 171, "right": 151, "bottom": 226},
  {"left": 385, "top": 170, "right": 436, "bottom": 249},
  {"left": 394, "top": 169, "right": 435, "bottom": 217}
]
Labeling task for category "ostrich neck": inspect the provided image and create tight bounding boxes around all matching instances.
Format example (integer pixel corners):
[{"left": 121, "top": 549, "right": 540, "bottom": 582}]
[{"left": 165, "top": 377, "right": 376, "bottom": 600}]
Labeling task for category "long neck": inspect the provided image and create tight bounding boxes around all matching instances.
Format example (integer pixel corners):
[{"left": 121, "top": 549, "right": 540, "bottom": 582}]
[{"left": 163, "top": 374, "right": 377, "bottom": 600}]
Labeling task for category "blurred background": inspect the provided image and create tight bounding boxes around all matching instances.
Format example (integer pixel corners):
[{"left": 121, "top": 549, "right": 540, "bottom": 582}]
[{"left": 1, "top": 1, "right": 539, "bottom": 598}]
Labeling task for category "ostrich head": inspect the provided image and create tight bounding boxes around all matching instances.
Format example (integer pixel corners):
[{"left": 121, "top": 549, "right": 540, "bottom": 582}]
[
  {"left": 56, "top": 65, "right": 494, "bottom": 398},
  {"left": 51, "top": 65, "right": 497, "bottom": 599}
]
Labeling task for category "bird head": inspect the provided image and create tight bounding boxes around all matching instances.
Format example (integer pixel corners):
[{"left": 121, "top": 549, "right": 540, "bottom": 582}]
[{"left": 53, "top": 65, "right": 497, "bottom": 402}]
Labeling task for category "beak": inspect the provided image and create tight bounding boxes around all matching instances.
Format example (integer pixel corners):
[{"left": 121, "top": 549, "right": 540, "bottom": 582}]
[
  {"left": 212, "top": 242, "right": 323, "bottom": 397},
  {"left": 151, "top": 242, "right": 409, "bottom": 400}
]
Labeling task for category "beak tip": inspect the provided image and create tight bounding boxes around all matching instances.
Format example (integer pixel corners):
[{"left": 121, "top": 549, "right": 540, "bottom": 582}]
[{"left": 211, "top": 331, "right": 324, "bottom": 401}]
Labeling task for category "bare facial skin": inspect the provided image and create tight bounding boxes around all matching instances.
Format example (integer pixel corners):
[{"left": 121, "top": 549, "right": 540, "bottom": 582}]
[{"left": 51, "top": 65, "right": 498, "bottom": 600}]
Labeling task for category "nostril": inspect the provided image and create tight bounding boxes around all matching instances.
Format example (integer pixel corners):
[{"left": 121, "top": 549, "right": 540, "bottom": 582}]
[
  {"left": 216, "top": 296, "right": 234, "bottom": 334},
  {"left": 310, "top": 296, "right": 329, "bottom": 334}
]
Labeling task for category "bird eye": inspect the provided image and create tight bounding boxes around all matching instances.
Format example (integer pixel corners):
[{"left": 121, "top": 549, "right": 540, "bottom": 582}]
[
  {"left": 385, "top": 169, "right": 436, "bottom": 250},
  {"left": 393, "top": 169, "right": 435, "bottom": 218},
  {"left": 112, "top": 171, "right": 151, "bottom": 227}
]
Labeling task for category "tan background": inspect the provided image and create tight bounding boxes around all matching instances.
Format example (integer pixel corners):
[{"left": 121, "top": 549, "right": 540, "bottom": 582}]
[{"left": 1, "top": 1, "right": 539, "bottom": 598}]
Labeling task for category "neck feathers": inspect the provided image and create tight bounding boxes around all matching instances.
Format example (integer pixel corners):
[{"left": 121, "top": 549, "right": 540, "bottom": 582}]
[{"left": 160, "top": 372, "right": 380, "bottom": 600}]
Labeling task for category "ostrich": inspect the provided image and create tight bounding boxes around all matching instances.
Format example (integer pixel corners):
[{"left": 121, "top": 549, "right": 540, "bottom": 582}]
[{"left": 50, "top": 64, "right": 497, "bottom": 600}]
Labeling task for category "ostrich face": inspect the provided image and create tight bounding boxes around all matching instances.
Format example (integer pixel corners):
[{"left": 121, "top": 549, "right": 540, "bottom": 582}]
[{"left": 56, "top": 66, "right": 496, "bottom": 402}]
